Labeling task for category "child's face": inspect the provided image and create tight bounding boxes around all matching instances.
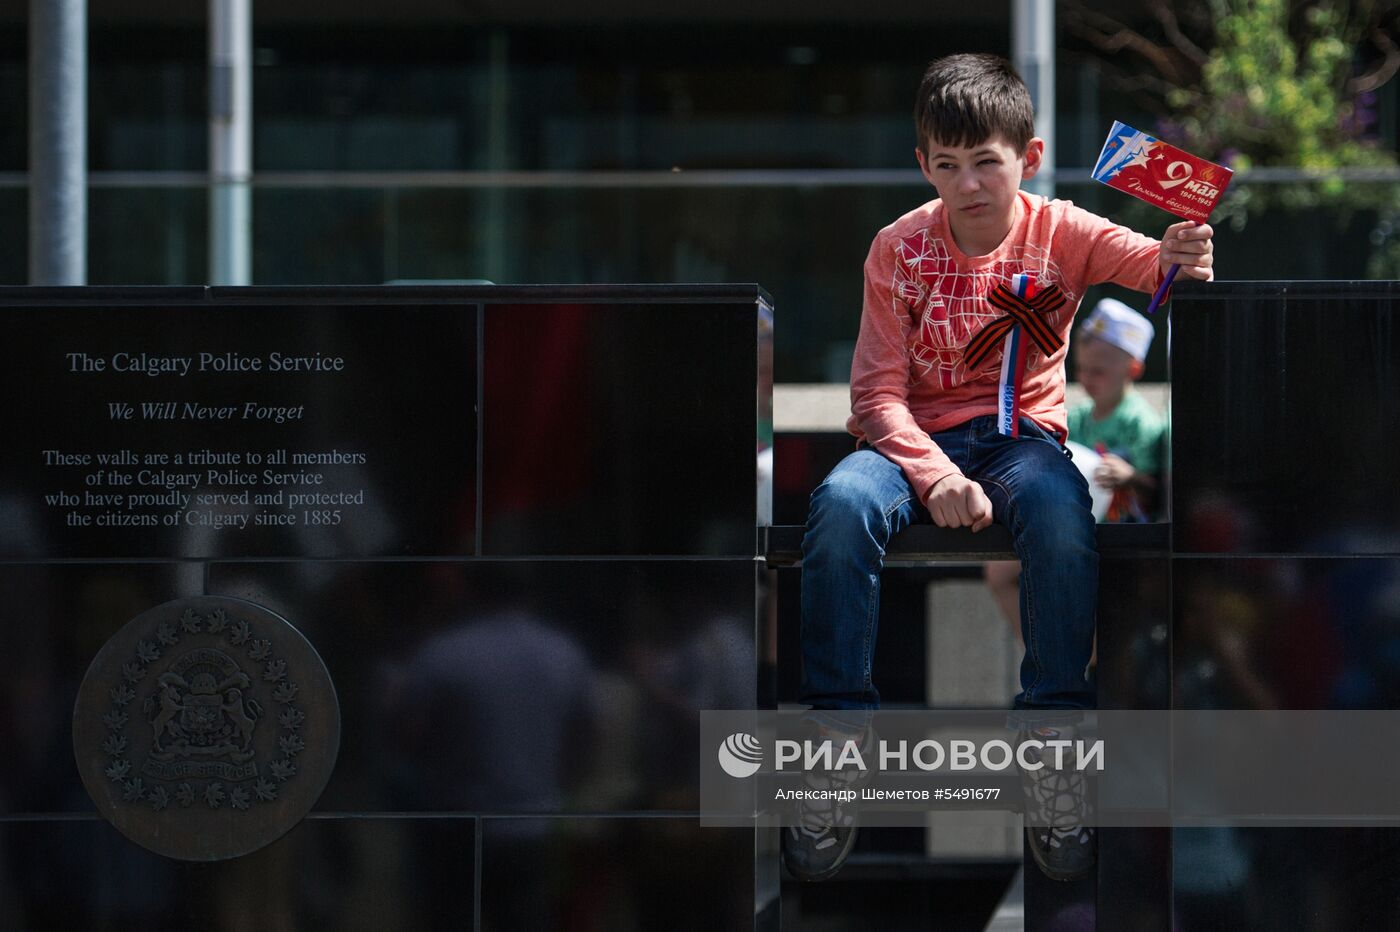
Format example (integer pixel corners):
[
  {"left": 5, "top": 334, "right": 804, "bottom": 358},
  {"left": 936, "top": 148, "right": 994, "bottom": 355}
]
[
  {"left": 915, "top": 134, "right": 1043, "bottom": 246},
  {"left": 1074, "top": 336, "right": 1138, "bottom": 403}
]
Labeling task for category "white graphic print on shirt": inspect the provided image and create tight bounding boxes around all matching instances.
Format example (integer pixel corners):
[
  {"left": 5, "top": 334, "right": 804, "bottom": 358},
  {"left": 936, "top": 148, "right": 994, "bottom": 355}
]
[{"left": 893, "top": 228, "right": 1073, "bottom": 391}]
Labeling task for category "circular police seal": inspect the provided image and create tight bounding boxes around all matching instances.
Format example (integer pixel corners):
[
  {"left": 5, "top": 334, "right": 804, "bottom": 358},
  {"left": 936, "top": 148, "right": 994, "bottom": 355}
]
[{"left": 72, "top": 596, "right": 340, "bottom": 861}]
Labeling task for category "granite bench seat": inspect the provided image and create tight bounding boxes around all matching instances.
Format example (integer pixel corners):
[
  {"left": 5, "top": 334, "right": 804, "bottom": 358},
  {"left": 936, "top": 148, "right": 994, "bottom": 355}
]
[{"left": 761, "top": 522, "right": 1169, "bottom": 567}]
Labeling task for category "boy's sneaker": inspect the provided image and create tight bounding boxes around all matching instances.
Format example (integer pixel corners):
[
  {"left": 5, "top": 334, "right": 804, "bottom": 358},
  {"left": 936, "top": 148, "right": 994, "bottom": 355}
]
[
  {"left": 780, "top": 722, "right": 874, "bottom": 882},
  {"left": 1019, "top": 725, "right": 1096, "bottom": 882}
]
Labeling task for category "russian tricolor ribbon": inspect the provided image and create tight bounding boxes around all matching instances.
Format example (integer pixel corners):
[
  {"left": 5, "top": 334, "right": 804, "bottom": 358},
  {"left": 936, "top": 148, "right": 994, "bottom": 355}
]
[{"left": 963, "top": 274, "right": 1065, "bottom": 437}]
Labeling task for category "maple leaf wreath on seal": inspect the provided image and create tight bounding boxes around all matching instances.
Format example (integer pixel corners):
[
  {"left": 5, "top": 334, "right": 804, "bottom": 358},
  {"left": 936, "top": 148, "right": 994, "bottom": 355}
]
[{"left": 100, "top": 605, "right": 309, "bottom": 814}]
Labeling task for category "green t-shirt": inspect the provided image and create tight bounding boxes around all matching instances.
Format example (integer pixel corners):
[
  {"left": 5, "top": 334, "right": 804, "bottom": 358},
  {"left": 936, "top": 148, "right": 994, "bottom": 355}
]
[
  {"left": 1068, "top": 388, "right": 1166, "bottom": 522},
  {"left": 1067, "top": 387, "right": 1164, "bottom": 478}
]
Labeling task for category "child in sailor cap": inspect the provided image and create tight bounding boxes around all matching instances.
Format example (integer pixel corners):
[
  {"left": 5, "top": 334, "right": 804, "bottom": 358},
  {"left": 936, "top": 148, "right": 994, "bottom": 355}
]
[
  {"left": 1069, "top": 298, "right": 1164, "bottom": 519},
  {"left": 1079, "top": 297, "right": 1154, "bottom": 366}
]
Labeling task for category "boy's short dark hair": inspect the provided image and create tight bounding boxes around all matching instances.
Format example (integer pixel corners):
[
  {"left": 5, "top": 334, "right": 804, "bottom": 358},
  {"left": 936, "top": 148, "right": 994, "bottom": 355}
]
[{"left": 914, "top": 53, "right": 1035, "bottom": 155}]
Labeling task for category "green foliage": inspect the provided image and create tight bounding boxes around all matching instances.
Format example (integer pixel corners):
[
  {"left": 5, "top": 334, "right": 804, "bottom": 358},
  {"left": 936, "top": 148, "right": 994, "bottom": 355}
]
[
  {"left": 1161, "top": 0, "right": 1399, "bottom": 272},
  {"left": 1171, "top": 1, "right": 1380, "bottom": 169}
]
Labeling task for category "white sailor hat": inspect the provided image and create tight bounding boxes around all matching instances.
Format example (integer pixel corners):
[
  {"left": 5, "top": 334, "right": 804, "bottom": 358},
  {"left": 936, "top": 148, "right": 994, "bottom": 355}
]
[{"left": 1080, "top": 297, "right": 1154, "bottom": 363}]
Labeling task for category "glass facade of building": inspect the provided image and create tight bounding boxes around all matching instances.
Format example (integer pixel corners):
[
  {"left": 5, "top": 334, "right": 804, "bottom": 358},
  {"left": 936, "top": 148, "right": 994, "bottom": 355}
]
[{"left": 0, "top": 9, "right": 1395, "bottom": 380}]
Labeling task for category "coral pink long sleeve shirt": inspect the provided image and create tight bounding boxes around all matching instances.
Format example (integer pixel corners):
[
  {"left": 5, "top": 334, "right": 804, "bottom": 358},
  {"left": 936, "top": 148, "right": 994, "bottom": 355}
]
[{"left": 846, "top": 191, "right": 1163, "bottom": 506}]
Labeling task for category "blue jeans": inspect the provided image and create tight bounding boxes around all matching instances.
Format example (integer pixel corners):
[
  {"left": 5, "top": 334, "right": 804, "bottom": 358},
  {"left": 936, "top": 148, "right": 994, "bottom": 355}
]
[{"left": 800, "top": 415, "right": 1097, "bottom": 712}]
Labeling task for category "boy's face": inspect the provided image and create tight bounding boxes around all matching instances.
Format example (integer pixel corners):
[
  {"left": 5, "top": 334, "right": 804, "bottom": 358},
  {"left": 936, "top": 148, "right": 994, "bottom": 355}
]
[
  {"left": 1074, "top": 336, "right": 1140, "bottom": 403},
  {"left": 915, "top": 134, "right": 1043, "bottom": 250}
]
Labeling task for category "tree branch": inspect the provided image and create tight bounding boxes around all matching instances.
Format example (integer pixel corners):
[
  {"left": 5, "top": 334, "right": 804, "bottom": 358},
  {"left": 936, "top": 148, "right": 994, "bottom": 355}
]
[
  {"left": 1350, "top": 27, "right": 1400, "bottom": 93},
  {"left": 1149, "top": 0, "right": 1211, "bottom": 68},
  {"left": 1099, "top": 70, "right": 1184, "bottom": 101},
  {"left": 1061, "top": 1, "right": 1205, "bottom": 87}
]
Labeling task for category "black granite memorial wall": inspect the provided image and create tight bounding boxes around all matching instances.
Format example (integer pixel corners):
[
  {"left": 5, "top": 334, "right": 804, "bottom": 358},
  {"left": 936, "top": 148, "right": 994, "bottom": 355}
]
[
  {"left": 0, "top": 285, "right": 777, "bottom": 930},
  {"left": 1168, "top": 281, "right": 1400, "bottom": 931}
]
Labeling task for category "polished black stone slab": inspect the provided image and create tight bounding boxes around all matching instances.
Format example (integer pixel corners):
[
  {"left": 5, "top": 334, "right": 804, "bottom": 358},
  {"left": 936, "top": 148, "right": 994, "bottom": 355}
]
[
  {"left": 1099, "top": 828, "right": 1171, "bottom": 932},
  {"left": 206, "top": 559, "right": 757, "bottom": 813},
  {"left": 1098, "top": 556, "right": 1171, "bottom": 711},
  {"left": 1172, "top": 281, "right": 1400, "bottom": 556},
  {"left": 478, "top": 817, "right": 756, "bottom": 932},
  {"left": 1, "top": 285, "right": 772, "bottom": 561},
  {"left": 1162, "top": 284, "right": 1400, "bottom": 932},
  {"left": 0, "top": 285, "right": 772, "bottom": 304},
  {"left": 0, "top": 816, "right": 475, "bottom": 931},
  {"left": 1, "top": 285, "right": 773, "bottom": 929},
  {"left": 0, "top": 300, "right": 476, "bottom": 560},
  {"left": 1172, "top": 557, "right": 1400, "bottom": 710},
  {"left": 0, "top": 563, "right": 195, "bottom": 815},
  {"left": 481, "top": 301, "right": 768, "bottom": 556},
  {"left": 1173, "top": 827, "right": 1400, "bottom": 931},
  {"left": 773, "top": 432, "right": 853, "bottom": 526}
]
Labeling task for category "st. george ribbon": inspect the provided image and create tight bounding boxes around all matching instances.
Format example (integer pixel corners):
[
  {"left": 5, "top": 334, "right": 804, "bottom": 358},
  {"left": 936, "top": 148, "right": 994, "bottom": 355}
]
[{"left": 1091, "top": 121, "right": 1234, "bottom": 313}]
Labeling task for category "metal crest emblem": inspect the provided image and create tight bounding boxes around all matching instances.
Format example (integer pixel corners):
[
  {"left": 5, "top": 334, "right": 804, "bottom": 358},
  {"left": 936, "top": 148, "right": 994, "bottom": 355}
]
[{"left": 73, "top": 596, "right": 340, "bottom": 860}]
